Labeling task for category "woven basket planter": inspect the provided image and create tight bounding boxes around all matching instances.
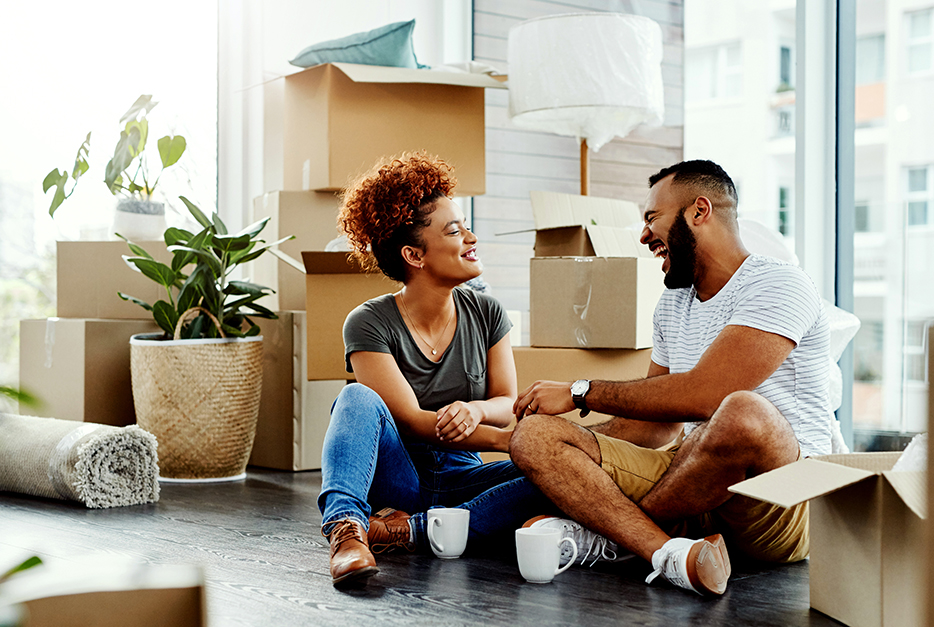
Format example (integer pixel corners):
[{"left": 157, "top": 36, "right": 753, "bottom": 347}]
[{"left": 130, "top": 333, "right": 264, "bottom": 481}]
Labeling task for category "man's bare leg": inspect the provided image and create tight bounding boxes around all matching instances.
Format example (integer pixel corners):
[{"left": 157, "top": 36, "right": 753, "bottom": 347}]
[
  {"left": 639, "top": 391, "right": 800, "bottom": 523},
  {"left": 591, "top": 417, "right": 683, "bottom": 450},
  {"left": 510, "top": 414, "right": 670, "bottom": 562}
]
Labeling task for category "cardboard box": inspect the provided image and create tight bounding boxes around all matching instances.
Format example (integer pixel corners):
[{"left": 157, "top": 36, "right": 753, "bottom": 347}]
[
  {"left": 525, "top": 191, "right": 664, "bottom": 350},
  {"left": 249, "top": 311, "right": 346, "bottom": 471},
  {"left": 249, "top": 191, "right": 342, "bottom": 311},
  {"left": 302, "top": 251, "right": 401, "bottom": 380},
  {"left": 730, "top": 452, "right": 927, "bottom": 627},
  {"left": 530, "top": 256, "right": 664, "bottom": 349},
  {"left": 19, "top": 318, "right": 160, "bottom": 426},
  {"left": 3, "top": 561, "right": 205, "bottom": 627},
  {"left": 57, "top": 241, "right": 173, "bottom": 320},
  {"left": 481, "top": 346, "right": 652, "bottom": 462},
  {"left": 264, "top": 62, "right": 503, "bottom": 196},
  {"left": 526, "top": 190, "right": 643, "bottom": 258}
]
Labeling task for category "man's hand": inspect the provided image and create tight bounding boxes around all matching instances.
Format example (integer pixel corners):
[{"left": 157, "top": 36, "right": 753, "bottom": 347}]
[
  {"left": 513, "top": 380, "right": 576, "bottom": 420},
  {"left": 436, "top": 401, "right": 482, "bottom": 442}
]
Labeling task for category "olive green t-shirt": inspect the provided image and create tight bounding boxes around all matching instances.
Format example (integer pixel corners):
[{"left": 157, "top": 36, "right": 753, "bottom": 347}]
[{"left": 343, "top": 286, "right": 512, "bottom": 412}]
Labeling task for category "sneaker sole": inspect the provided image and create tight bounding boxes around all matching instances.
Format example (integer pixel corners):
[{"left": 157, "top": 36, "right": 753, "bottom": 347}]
[
  {"left": 332, "top": 565, "right": 380, "bottom": 587},
  {"left": 522, "top": 515, "right": 554, "bottom": 528},
  {"left": 687, "top": 534, "right": 731, "bottom": 595}
]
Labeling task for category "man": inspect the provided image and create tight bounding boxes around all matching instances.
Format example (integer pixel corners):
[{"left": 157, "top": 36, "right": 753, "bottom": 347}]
[{"left": 510, "top": 160, "right": 832, "bottom": 596}]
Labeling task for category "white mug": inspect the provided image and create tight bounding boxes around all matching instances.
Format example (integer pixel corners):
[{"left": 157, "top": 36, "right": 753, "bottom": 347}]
[
  {"left": 427, "top": 508, "right": 470, "bottom": 559},
  {"left": 515, "top": 527, "right": 578, "bottom": 584}
]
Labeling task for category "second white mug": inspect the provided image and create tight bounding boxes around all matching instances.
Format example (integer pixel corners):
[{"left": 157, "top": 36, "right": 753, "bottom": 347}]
[
  {"left": 515, "top": 527, "right": 578, "bottom": 584},
  {"left": 427, "top": 508, "right": 470, "bottom": 559}
]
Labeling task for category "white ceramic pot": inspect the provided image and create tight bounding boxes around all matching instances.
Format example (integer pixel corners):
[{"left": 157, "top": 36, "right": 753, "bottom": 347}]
[{"left": 113, "top": 199, "right": 166, "bottom": 241}]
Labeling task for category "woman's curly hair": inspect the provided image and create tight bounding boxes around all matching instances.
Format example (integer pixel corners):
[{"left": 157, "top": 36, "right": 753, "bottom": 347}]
[{"left": 338, "top": 152, "right": 457, "bottom": 283}]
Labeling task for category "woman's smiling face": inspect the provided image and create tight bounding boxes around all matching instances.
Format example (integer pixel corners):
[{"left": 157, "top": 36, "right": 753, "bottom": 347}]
[{"left": 413, "top": 196, "right": 482, "bottom": 284}]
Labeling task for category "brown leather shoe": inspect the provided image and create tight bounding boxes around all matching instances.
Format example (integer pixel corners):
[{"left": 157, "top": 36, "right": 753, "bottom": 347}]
[
  {"left": 327, "top": 520, "right": 378, "bottom": 586},
  {"left": 368, "top": 507, "right": 416, "bottom": 554}
]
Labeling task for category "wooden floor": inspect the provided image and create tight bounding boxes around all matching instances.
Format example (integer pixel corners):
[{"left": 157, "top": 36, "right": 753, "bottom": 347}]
[{"left": 1, "top": 469, "right": 843, "bottom": 627}]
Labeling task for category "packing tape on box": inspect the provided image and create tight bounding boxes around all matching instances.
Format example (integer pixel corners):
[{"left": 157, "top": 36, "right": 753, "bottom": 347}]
[{"left": 571, "top": 258, "right": 596, "bottom": 347}]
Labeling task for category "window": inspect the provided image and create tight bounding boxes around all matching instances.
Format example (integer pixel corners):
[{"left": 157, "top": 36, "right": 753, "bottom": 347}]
[
  {"left": 778, "top": 186, "right": 791, "bottom": 235},
  {"left": 907, "top": 9, "right": 933, "bottom": 74},
  {"left": 854, "top": 202, "right": 870, "bottom": 233},
  {"left": 685, "top": 43, "right": 743, "bottom": 103},
  {"left": 906, "top": 166, "right": 930, "bottom": 227},
  {"left": 779, "top": 44, "right": 794, "bottom": 90},
  {"left": 856, "top": 34, "right": 885, "bottom": 84}
]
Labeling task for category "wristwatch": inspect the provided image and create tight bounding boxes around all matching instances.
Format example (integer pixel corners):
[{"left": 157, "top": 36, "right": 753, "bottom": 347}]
[{"left": 570, "top": 379, "right": 591, "bottom": 418}]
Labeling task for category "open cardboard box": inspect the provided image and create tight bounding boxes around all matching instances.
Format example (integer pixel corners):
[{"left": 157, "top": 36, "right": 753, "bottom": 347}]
[
  {"left": 300, "top": 251, "right": 401, "bottom": 380},
  {"left": 264, "top": 62, "right": 504, "bottom": 196},
  {"left": 730, "top": 452, "right": 927, "bottom": 627},
  {"left": 249, "top": 191, "right": 342, "bottom": 311},
  {"left": 527, "top": 191, "right": 664, "bottom": 350}
]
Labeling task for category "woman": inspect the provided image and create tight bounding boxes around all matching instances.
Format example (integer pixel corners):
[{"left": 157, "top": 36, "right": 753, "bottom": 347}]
[{"left": 318, "top": 153, "right": 552, "bottom": 587}]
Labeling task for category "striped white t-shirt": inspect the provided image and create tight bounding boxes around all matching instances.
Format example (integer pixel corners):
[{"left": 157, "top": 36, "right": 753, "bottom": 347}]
[{"left": 651, "top": 254, "right": 833, "bottom": 457}]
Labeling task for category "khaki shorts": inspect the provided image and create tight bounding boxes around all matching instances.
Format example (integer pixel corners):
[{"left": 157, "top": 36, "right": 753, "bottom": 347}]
[{"left": 593, "top": 431, "right": 809, "bottom": 563}]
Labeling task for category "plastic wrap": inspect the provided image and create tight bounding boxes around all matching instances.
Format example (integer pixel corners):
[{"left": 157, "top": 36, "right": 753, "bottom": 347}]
[{"left": 507, "top": 13, "right": 664, "bottom": 150}]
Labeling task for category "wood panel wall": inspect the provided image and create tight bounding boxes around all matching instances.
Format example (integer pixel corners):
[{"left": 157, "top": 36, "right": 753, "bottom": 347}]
[{"left": 472, "top": 0, "right": 684, "bottom": 341}]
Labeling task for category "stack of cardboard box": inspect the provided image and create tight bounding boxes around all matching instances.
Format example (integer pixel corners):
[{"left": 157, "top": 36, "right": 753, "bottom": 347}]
[
  {"left": 248, "top": 63, "right": 506, "bottom": 470},
  {"left": 19, "top": 241, "right": 164, "bottom": 427}
]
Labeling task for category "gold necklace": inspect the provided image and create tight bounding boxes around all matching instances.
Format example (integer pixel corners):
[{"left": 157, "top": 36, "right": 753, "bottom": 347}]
[{"left": 399, "top": 291, "right": 455, "bottom": 356}]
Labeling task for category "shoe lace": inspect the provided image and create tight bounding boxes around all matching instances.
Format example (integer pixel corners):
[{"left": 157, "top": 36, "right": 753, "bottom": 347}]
[
  {"left": 370, "top": 518, "right": 414, "bottom": 554},
  {"left": 329, "top": 520, "right": 364, "bottom": 551},
  {"left": 645, "top": 541, "right": 692, "bottom": 591},
  {"left": 557, "top": 520, "right": 619, "bottom": 567}
]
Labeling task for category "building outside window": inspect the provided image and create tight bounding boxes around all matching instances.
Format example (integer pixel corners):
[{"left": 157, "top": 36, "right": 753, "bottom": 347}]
[
  {"left": 685, "top": 42, "right": 743, "bottom": 103},
  {"left": 906, "top": 166, "right": 930, "bottom": 226},
  {"left": 907, "top": 8, "right": 932, "bottom": 75}
]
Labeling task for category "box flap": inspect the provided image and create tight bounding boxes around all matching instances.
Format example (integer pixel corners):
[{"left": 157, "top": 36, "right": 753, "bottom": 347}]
[
  {"left": 814, "top": 451, "right": 900, "bottom": 472},
  {"left": 728, "top": 458, "right": 876, "bottom": 508},
  {"left": 882, "top": 471, "right": 927, "bottom": 519},
  {"left": 301, "top": 251, "right": 367, "bottom": 274},
  {"left": 586, "top": 225, "right": 655, "bottom": 258},
  {"left": 530, "top": 191, "right": 641, "bottom": 231},
  {"left": 330, "top": 62, "right": 507, "bottom": 89}
]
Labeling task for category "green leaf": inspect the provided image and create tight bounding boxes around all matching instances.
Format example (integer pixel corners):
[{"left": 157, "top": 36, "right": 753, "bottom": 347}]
[
  {"left": 229, "top": 236, "right": 293, "bottom": 265},
  {"left": 72, "top": 132, "right": 91, "bottom": 181},
  {"left": 213, "top": 213, "right": 228, "bottom": 235},
  {"left": 0, "top": 556, "right": 43, "bottom": 584},
  {"left": 128, "top": 182, "right": 144, "bottom": 194},
  {"left": 125, "top": 257, "right": 177, "bottom": 290},
  {"left": 125, "top": 119, "right": 148, "bottom": 157},
  {"left": 152, "top": 300, "right": 178, "bottom": 336},
  {"left": 157, "top": 135, "right": 186, "bottom": 168},
  {"left": 221, "top": 322, "right": 244, "bottom": 338},
  {"left": 211, "top": 233, "right": 253, "bottom": 254},
  {"left": 235, "top": 217, "right": 270, "bottom": 239},
  {"left": 242, "top": 301, "right": 276, "bottom": 318},
  {"left": 164, "top": 227, "right": 194, "bottom": 247},
  {"left": 243, "top": 323, "right": 261, "bottom": 337},
  {"left": 117, "top": 291, "right": 153, "bottom": 311},
  {"left": 180, "top": 196, "right": 212, "bottom": 229},
  {"left": 43, "top": 169, "right": 68, "bottom": 216},
  {"left": 0, "top": 386, "right": 39, "bottom": 407},
  {"left": 119, "top": 94, "right": 156, "bottom": 125},
  {"left": 167, "top": 245, "right": 222, "bottom": 278},
  {"left": 117, "top": 235, "right": 155, "bottom": 260},
  {"left": 105, "top": 130, "right": 136, "bottom": 192},
  {"left": 227, "top": 280, "right": 269, "bottom": 297},
  {"left": 184, "top": 314, "right": 207, "bottom": 339}
]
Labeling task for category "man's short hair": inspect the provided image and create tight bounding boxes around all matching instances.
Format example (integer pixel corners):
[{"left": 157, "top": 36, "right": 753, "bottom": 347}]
[{"left": 648, "top": 160, "right": 738, "bottom": 213}]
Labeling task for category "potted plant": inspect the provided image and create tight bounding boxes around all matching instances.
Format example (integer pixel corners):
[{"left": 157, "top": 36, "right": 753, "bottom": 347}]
[
  {"left": 43, "top": 94, "right": 187, "bottom": 240},
  {"left": 119, "top": 196, "right": 291, "bottom": 481}
]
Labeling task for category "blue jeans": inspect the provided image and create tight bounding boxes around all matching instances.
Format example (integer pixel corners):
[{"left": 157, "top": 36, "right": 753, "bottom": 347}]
[{"left": 318, "top": 383, "right": 556, "bottom": 550}]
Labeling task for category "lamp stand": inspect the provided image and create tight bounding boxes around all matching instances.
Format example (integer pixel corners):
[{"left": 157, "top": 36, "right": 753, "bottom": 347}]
[{"left": 580, "top": 139, "right": 590, "bottom": 196}]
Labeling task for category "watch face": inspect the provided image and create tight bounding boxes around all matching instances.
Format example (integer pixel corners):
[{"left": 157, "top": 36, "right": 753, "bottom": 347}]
[{"left": 571, "top": 379, "right": 589, "bottom": 397}]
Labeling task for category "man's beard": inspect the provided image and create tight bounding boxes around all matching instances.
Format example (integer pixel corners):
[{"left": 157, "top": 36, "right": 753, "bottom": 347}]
[{"left": 663, "top": 208, "right": 698, "bottom": 289}]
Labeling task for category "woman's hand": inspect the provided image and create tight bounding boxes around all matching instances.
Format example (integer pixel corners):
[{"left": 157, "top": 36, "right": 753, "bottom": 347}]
[{"left": 436, "top": 401, "right": 483, "bottom": 442}]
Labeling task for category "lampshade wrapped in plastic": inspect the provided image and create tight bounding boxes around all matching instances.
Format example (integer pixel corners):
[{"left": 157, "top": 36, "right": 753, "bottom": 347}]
[{"left": 507, "top": 13, "right": 665, "bottom": 151}]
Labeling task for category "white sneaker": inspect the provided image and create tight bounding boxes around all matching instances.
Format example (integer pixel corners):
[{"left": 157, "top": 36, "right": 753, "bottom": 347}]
[
  {"left": 645, "top": 535, "right": 731, "bottom": 596},
  {"left": 523, "top": 516, "right": 633, "bottom": 567}
]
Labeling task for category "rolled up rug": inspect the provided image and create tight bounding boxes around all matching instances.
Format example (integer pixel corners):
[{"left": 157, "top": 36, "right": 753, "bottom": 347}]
[{"left": 0, "top": 414, "right": 159, "bottom": 508}]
